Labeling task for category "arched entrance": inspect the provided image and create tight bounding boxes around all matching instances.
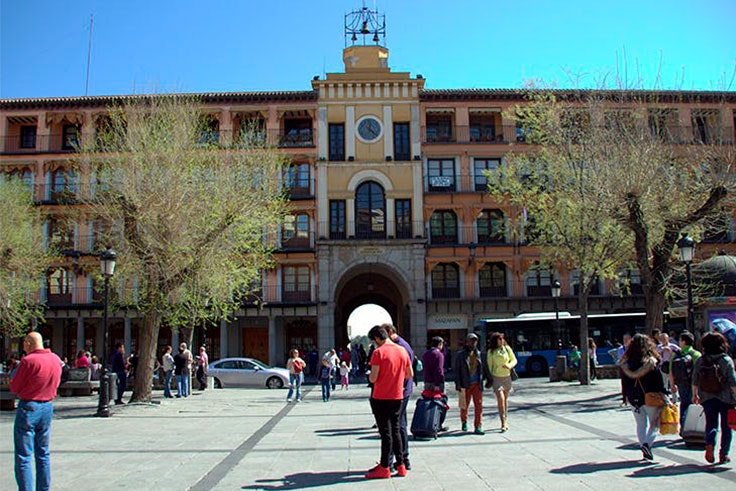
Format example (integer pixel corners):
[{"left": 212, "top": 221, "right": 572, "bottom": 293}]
[{"left": 333, "top": 263, "right": 410, "bottom": 350}]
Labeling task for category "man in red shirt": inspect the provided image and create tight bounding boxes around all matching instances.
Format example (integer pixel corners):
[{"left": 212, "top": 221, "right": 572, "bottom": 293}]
[
  {"left": 365, "top": 325, "right": 413, "bottom": 479},
  {"left": 10, "top": 331, "right": 62, "bottom": 491}
]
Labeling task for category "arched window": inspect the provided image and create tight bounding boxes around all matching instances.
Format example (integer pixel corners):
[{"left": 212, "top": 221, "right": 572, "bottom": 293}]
[
  {"left": 431, "top": 263, "right": 460, "bottom": 298},
  {"left": 355, "top": 181, "right": 385, "bottom": 239},
  {"left": 429, "top": 210, "right": 458, "bottom": 244},
  {"left": 477, "top": 209, "right": 505, "bottom": 244},
  {"left": 479, "top": 262, "right": 507, "bottom": 297}
]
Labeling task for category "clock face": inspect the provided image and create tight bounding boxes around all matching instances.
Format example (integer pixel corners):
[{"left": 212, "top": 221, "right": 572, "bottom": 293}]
[{"left": 357, "top": 116, "right": 382, "bottom": 142}]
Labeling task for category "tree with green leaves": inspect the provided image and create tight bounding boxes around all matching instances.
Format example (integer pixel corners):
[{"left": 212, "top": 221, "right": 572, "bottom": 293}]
[
  {"left": 0, "top": 179, "right": 50, "bottom": 337},
  {"left": 82, "top": 95, "right": 291, "bottom": 402}
]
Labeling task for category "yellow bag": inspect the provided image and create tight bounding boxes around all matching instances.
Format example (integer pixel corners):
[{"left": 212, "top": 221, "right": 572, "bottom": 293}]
[{"left": 659, "top": 402, "right": 679, "bottom": 435}]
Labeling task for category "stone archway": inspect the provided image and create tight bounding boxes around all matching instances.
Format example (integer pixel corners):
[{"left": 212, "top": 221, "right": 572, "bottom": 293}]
[{"left": 333, "top": 263, "right": 410, "bottom": 350}]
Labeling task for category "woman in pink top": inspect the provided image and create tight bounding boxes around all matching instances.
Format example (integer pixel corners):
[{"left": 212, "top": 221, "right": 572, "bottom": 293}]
[{"left": 74, "top": 350, "right": 90, "bottom": 369}]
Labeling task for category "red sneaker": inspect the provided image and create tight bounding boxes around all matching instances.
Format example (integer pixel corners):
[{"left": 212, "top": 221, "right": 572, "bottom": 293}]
[
  {"left": 705, "top": 444, "right": 715, "bottom": 464},
  {"left": 395, "top": 464, "right": 408, "bottom": 477},
  {"left": 365, "top": 465, "right": 391, "bottom": 479}
]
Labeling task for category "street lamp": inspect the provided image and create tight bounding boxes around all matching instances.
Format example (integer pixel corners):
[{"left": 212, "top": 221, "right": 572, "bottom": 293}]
[
  {"left": 551, "top": 279, "right": 562, "bottom": 354},
  {"left": 677, "top": 233, "right": 695, "bottom": 333},
  {"left": 96, "top": 246, "right": 117, "bottom": 417}
]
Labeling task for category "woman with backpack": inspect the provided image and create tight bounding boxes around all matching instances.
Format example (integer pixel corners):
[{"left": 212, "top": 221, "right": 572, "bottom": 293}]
[
  {"left": 620, "top": 333, "right": 667, "bottom": 461},
  {"left": 692, "top": 331, "right": 736, "bottom": 465}
]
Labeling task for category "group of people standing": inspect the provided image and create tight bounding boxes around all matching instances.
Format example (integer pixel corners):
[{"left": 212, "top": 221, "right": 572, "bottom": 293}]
[
  {"left": 160, "top": 343, "right": 208, "bottom": 399},
  {"left": 619, "top": 330, "right": 736, "bottom": 463}
]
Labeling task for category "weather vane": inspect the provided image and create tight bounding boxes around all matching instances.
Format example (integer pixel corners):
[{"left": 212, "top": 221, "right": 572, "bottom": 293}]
[{"left": 345, "top": 2, "right": 385, "bottom": 47}]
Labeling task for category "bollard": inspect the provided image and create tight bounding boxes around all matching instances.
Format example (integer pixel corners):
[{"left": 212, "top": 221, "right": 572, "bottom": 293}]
[{"left": 556, "top": 355, "right": 567, "bottom": 379}]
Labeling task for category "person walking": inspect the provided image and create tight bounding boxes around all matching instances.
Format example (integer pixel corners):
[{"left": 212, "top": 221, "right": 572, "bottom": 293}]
[
  {"left": 486, "top": 332, "right": 517, "bottom": 432},
  {"left": 422, "top": 336, "right": 448, "bottom": 431},
  {"left": 619, "top": 333, "right": 667, "bottom": 461},
  {"left": 454, "top": 332, "right": 489, "bottom": 435},
  {"left": 10, "top": 332, "right": 62, "bottom": 491},
  {"left": 692, "top": 331, "right": 736, "bottom": 465},
  {"left": 161, "top": 346, "right": 175, "bottom": 398},
  {"left": 196, "top": 346, "right": 209, "bottom": 390},
  {"left": 323, "top": 349, "right": 340, "bottom": 391},
  {"left": 286, "top": 348, "right": 305, "bottom": 402},
  {"left": 365, "top": 325, "right": 413, "bottom": 479},
  {"left": 668, "top": 331, "right": 700, "bottom": 430},
  {"left": 317, "top": 359, "right": 334, "bottom": 402},
  {"left": 385, "top": 323, "right": 415, "bottom": 470},
  {"left": 339, "top": 361, "right": 350, "bottom": 390},
  {"left": 587, "top": 337, "right": 598, "bottom": 381},
  {"left": 111, "top": 343, "right": 127, "bottom": 405}
]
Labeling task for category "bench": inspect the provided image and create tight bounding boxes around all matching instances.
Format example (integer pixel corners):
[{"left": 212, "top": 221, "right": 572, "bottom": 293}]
[
  {"left": 0, "top": 373, "right": 15, "bottom": 410},
  {"left": 58, "top": 367, "right": 99, "bottom": 396}
]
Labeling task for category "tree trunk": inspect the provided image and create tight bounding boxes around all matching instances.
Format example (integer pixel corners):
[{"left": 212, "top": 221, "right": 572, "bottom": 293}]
[
  {"left": 130, "top": 312, "right": 161, "bottom": 402},
  {"left": 578, "top": 291, "right": 590, "bottom": 385}
]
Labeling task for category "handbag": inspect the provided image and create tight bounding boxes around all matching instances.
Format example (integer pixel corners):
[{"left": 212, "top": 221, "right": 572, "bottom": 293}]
[
  {"left": 659, "top": 402, "right": 680, "bottom": 435},
  {"left": 636, "top": 378, "right": 666, "bottom": 407},
  {"left": 510, "top": 368, "right": 519, "bottom": 381},
  {"left": 728, "top": 408, "right": 736, "bottom": 431}
]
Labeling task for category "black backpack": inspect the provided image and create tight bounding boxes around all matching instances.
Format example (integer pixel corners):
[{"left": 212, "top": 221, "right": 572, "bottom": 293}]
[
  {"left": 670, "top": 351, "right": 693, "bottom": 386},
  {"left": 698, "top": 355, "right": 724, "bottom": 393}
]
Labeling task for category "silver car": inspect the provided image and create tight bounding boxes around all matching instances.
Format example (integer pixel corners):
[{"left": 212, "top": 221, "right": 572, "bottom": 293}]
[{"left": 208, "top": 357, "right": 289, "bottom": 389}]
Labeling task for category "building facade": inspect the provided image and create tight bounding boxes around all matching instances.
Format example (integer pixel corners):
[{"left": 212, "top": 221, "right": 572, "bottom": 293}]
[{"left": 3, "top": 27, "right": 736, "bottom": 373}]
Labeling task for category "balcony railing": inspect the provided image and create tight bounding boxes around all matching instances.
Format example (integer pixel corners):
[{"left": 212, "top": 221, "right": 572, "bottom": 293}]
[
  {"left": 422, "top": 125, "right": 523, "bottom": 145},
  {"left": 317, "top": 221, "right": 424, "bottom": 241}
]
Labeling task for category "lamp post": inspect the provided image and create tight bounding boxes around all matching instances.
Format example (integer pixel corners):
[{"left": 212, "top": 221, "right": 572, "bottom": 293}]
[
  {"left": 551, "top": 279, "right": 562, "bottom": 354},
  {"left": 677, "top": 233, "right": 695, "bottom": 333},
  {"left": 96, "top": 246, "right": 117, "bottom": 417}
]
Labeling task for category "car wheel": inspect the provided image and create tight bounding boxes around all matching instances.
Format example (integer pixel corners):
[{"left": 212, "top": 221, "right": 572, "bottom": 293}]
[
  {"left": 214, "top": 378, "right": 222, "bottom": 389},
  {"left": 266, "top": 376, "right": 284, "bottom": 389}
]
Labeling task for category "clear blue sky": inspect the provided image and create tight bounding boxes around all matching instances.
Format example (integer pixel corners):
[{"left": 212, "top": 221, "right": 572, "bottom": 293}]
[{"left": 2, "top": 0, "right": 735, "bottom": 99}]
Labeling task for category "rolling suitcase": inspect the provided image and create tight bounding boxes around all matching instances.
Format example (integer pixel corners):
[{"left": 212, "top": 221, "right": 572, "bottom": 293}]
[
  {"left": 410, "top": 395, "right": 446, "bottom": 440},
  {"left": 682, "top": 403, "right": 706, "bottom": 447}
]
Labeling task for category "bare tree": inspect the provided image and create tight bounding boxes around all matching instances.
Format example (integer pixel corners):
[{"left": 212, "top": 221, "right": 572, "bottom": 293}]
[{"left": 81, "top": 96, "right": 290, "bottom": 402}]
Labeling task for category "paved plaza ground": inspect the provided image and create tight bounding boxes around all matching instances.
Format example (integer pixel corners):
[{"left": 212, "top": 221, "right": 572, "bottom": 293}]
[{"left": 1, "top": 377, "right": 735, "bottom": 490}]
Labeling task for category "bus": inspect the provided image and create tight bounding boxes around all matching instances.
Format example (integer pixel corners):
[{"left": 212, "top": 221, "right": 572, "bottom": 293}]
[{"left": 478, "top": 312, "right": 681, "bottom": 376}]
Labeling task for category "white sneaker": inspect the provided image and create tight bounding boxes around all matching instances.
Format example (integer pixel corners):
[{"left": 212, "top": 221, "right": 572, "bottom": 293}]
[{"left": 287, "top": 398, "right": 292, "bottom": 403}]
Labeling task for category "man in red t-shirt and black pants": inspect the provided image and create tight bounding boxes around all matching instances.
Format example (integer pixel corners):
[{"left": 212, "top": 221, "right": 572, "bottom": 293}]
[
  {"left": 365, "top": 325, "right": 413, "bottom": 479},
  {"left": 10, "top": 331, "right": 62, "bottom": 491}
]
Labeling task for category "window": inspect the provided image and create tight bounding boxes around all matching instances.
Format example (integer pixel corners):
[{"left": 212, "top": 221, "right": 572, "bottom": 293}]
[
  {"left": 47, "top": 268, "right": 72, "bottom": 305},
  {"left": 48, "top": 217, "right": 75, "bottom": 251},
  {"left": 395, "top": 199, "right": 412, "bottom": 239},
  {"left": 236, "top": 117, "right": 266, "bottom": 147},
  {"left": 618, "top": 269, "right": 643, "bottom": 295},
  {"left": 7, "top": 169, "right": 32, "bottom": 189},
  {"left": 198, "top": 117, "right": 220, "bottom": 146},
  {"left": 474, "top": 158, "right": 500, "bottom": 192},
  {"left": 281, "top": 118, "right": 313, "bottom": 147},
  {"left": 692, "top": 109, "right": 720, "bottom": 144},
  {"left": 283, "top": 214, "right": 310, "bottom": 248},
  {"left": 429, "top": 210, "right": 458, "bottom": 244},
  {"left": 477, "top": 209, "right": 505, "bottom": 244},
  {"left": 285, "top": 164, "right": 310, "bottom": 197},
  {"left": 355, "top": 181, "right": 385, "bottom": 239},
  {"left": 560, "top": 110, "right": 590, "bottom": 144},
  {"left": 329, "top": 200, "right": 346, "bottom": 240},
  {"left": 479, "top": 263, "right": 507, "bottom": 297},
  {"left": 393, "top": 123, "right": 410, "bottom": 160},
  {"left": 469, "top": 113, "right": 499, "bottom": 142},
  {"left": 525, "top": 266, "right": 552, "bottom": 296},
  {"left": 427, "top": 159, "right": 456, "bottom": 192},
  {"left": 571, "top": 270, "right": 601, "bottom": 296},
  {"left": 50, "top": 168, "right": 78, "bottom": 201},
  {"left": 283, "top": 265, "right": 310, "bottom": 302},
  {"left": 62, "top": 124, "right": 80, "bottom": 150},
  {"left": 431, "top": 263, "right": 459, "bottom": 298},
  {"left": 20, "top": 126, "right": 37, "bottom": 149},
  {"left": 425, "top": 114, "right": 454, "bottom": 143},
  {"left": 648, "top": 109, "right": 679, "bottom": 143},
  {"left": 328, "top": 123, "right": 345, "bottom": 161}
]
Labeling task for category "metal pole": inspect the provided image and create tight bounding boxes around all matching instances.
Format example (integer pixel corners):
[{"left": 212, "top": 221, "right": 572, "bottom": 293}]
[
  {"left": 554, "top": 297, "right": 561, "bottom": 355},
  {"left": 686, "top": 261, "right": 694, "bottom": 333},
  {"left": 96, "top": 275, "right": 111, "bottom": 417}
]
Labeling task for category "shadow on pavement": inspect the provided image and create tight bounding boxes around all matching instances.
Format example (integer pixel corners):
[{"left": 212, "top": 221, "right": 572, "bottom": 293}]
[
  {"left": 314, "top": 427, "right": 375, "bottom": 437},
  {"left": 243, "top": 471, "right": 365, "bottom": 490},
  {"left": 550, "top": 460, "right": 655, "bottom": 474},
  {"left": 630, "top": 463, "right": 730, "bottom": 477}
]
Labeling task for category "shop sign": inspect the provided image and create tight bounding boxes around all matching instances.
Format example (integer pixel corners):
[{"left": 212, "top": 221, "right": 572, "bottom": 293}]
[{"left": 428, "top": 314, "right": 467, "bottom": 330}]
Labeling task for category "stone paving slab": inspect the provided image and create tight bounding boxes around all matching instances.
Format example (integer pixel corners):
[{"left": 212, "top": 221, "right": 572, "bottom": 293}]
[{"left": 1, "top": 378, "right": 734, "bottom": 490}]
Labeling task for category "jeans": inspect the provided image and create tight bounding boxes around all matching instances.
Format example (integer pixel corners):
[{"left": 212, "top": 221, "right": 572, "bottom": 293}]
[
  {"left": 631, "top": 404, "right": 661, "bottom": 446},
  {"left": 320, "top": 380, "right": 331, "bottom": 401},
  {"left": 178, "top": 373, "right": 190, "bottom": 397},
  {"left": 115, "top": 371, "right": 127, "bottom": 403},
  {"left": 702, "top": 397, "right": 734, "bottom": 458},
  {"left": 287, "top": 372, "right": 303, "bottom": 401},
  {"left": 676, "top": 383, "right": 692, "bottom": 430},
  {"left": 163, "top": 370, "right": 173, "bottom": 397},
  {"left": 14, "top": 400, "right": 53, "bottom": 491},
  {"left": 370, "top": 398, "right": 403, "bottom": 468}
]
